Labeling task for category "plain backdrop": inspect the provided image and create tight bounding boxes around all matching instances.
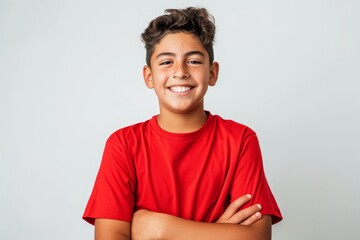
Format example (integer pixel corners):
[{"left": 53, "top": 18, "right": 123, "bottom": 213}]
[{"left": 1, "top": 0, "right": 359, "bottom": 239}]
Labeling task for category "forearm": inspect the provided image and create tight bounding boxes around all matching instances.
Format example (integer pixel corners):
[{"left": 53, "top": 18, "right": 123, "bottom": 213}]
[
  {"left": 157, "top": 213, "right": 271, "bottom": 240},
  {"left": 131, "top": 196, "right": 271, "bottom": 240},
  {"left": 132, "top": 211, "right": 271, "bottom": 240}
]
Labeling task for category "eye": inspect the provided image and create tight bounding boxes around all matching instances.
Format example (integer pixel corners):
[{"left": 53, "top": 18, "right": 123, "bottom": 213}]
[
  {"left": 159, "top": 60, "right": 172, "bottom": 65},
  {"left": 188, "top": 60, "right": 202, "bottom": 64}
]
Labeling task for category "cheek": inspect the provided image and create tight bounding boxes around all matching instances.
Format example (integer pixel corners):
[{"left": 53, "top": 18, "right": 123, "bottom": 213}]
[
  {"left": 193, "top": 71, "right": 210, "bottom": 84},
  {"left": 153, "top": 71, "right": 169, "bottom": 83}
]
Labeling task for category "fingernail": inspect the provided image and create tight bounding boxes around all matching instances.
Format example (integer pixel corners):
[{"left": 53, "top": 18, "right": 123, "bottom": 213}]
[
  {"left": 257, "top": 204, "right": 262, "bottom": 209},
  {"left": 255, "top": 212, "right": 262, "bottom": 218},
  {"left": 246, "top": 194, "right": 252, "bottom": 199}
]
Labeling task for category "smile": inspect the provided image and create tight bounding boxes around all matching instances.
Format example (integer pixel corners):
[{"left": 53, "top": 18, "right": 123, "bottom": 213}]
[{"left": 169, "top": 86, "right": 192, "bottom": 93}]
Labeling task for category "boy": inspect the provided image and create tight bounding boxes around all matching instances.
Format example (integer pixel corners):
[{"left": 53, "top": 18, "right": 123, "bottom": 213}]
[{"left": 83, "top": 7, "right": 282, "bottom": 240}]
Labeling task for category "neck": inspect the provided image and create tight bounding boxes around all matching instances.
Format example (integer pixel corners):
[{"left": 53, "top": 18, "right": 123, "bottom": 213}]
[{"left": 157, "top": 108, "right": 208, "bottom": 133}]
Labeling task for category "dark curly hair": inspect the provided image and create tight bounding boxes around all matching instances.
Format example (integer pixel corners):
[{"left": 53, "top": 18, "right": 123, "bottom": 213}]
[{"left": 141, "top": 7, "right": 216, "bottom": 66}]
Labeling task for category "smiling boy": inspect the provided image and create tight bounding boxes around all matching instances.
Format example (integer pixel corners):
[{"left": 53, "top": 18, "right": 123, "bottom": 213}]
[
  {"left": 144, "top": 32, "right": 217, "bottom": 132},
  {"left": 83, "top": 7, "right": 282, "bottom": 240}
]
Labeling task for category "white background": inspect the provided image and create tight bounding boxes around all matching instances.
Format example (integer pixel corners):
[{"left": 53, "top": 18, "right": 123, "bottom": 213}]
[{"left": 1, "top": 0, "right": 359, "bottom": 239}]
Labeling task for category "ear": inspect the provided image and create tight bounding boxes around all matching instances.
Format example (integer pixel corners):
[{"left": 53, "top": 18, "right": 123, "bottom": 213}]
[
  {"left": 143, "top": 65, "right": 154, "bottom": 89},
  {"left": 209, "top": 61, "right": 219, "bottom": 86}
]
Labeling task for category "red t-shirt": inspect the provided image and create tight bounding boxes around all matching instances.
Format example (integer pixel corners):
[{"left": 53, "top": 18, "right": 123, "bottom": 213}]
[{"left": 83, "top": 112, "right": 282, "bottom": 224}]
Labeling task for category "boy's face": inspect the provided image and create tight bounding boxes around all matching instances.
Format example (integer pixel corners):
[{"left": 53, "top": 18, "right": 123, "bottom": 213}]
[{"left": 143, "top": 32, "right": 219, "bottom": 115}]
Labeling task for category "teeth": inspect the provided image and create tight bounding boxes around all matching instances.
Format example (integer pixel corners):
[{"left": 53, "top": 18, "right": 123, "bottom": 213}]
[{"left": 170, "top": 86, "right": 191, "bottom": 93}]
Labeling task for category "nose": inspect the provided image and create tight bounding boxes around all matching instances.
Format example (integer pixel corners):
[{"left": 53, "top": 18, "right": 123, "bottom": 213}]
[{"left": 173, "top": 63, "right": 189, "bottom": 80}]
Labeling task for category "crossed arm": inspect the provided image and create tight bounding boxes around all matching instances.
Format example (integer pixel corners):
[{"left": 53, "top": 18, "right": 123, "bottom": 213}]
[{"left": 95, "top": 194, "right": 272, "bottom": 240}]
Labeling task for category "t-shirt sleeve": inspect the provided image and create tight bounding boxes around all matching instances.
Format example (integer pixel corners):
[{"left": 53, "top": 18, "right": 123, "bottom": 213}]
[
  {"left": 230, "top": 131, "right": 283, "bottom": 224},
  {"left": 82, "top": 134, "right": 136, "bottom": 225}
]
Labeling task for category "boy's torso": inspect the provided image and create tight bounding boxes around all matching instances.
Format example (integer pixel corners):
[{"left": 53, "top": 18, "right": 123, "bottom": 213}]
[{"left": 116, "top": 113, "right": 251, "bottom": 222}]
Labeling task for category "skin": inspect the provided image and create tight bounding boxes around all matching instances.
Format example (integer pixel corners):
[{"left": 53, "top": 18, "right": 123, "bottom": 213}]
[
  {"left": 95, "top": 220, "right": 130, "bottom": 240},
  {"left": 143, "top": 32, "right": 219, "bottom": 133},
  {"left": 95, "top": 32, "right": 272, "bottom": 239},
  {"left": 95, "top": 195, "right": 267, "bottom": 240},
  {"left": 131, "top": 195, "right": 271, "bottom": 240}
]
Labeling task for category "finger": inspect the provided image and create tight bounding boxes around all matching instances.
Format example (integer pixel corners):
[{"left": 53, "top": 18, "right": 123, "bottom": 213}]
[
  {"left": 240, "top": 211, "right": 262, "bottom": 226},
  {"left": 228, "top": 204, "right": 262, "bottom": 224},
  {"left": 217, "top": 194, "right": 252, "bottom": 222}
]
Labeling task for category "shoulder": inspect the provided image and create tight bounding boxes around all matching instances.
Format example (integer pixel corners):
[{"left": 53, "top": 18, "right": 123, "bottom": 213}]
[
  {"left": 106, "top": 117, "right": 153, "bottom": 146},
  {"left": 211, "top": 113, "right": 256, "bottom": 139}
]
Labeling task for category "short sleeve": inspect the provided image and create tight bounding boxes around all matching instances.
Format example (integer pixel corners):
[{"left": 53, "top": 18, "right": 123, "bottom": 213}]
[
  {"left": 82, "top": 134, "right": 136, "bottom": 225},
  {"left": 230, "top": 132, "right": 282, "bottom": 224}
]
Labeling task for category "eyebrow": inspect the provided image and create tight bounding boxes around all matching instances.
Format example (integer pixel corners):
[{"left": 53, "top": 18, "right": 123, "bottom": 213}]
[{"left": 155, "top": 50, "right": 206, "bottom": 59}]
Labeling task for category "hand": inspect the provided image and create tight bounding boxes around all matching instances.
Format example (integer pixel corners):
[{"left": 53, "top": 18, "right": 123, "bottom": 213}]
[{"left": 216, "top": 194, "right": 262, "bottom": 225}]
